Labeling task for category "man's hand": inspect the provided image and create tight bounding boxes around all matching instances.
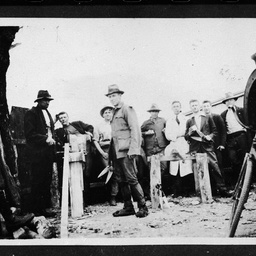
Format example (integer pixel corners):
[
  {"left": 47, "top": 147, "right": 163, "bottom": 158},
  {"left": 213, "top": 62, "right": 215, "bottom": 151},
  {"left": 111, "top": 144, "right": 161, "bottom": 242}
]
[
  {"left": 46, "top": 137, "right": 56, "bottom": 146},
  {"left": 13, "top": 175, "right": 21, "bottom": 188},
  {"left": 102, "top": 152, "right": 108, "bottom": 160},
  {"left": 204, "top": 135, "right": 212, "bottom": 141},
  {"left": 145, "top": 130, "right": 154, "bottom": 135},
  {"left": 217, "top": 145, "right": 225, "bottom": 151},
  {"left": 128, "top": 154, "right": 136, "bottom": 160}
]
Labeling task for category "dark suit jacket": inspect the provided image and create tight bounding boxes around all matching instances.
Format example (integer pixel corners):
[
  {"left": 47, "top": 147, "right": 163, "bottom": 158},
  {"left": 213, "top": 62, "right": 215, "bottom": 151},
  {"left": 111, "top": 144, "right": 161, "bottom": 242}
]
[
  {"left": 211, "top": 113, "right": 226, "bottom": 149},
  {"left": 185, "top": 114, "right": 217, "bottom": 153},
  {"left": 24, "top": 106, "right": 55, "bottom": 163}
]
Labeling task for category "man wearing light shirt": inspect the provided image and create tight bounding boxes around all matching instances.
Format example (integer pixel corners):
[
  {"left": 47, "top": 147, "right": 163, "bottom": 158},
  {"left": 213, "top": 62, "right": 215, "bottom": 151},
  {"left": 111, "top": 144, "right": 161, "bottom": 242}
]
[
  {"left": 185, "top": 99, "right": 231, "bottom": 197},
  {"left": 164, "top": 101, "right": 193, "bottom": 197},
  {"left": 221, "top": 92, "right": 251, "bottom": 187}
]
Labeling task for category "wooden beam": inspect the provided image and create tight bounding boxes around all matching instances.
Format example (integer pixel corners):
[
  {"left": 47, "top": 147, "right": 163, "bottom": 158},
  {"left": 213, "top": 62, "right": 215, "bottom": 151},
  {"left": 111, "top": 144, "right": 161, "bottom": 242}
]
[
  {"left": 195, "top": 153, "right": 213, "bottom": 203},
  {"left": 60, "top": 143, "right": 70, "bottom": 238}
]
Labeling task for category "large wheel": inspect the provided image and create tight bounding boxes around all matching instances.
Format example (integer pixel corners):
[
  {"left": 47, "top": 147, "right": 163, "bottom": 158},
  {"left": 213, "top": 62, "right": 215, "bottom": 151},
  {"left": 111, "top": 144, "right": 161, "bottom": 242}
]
[{"left": 228, "top": 156, "right": 253, "bottom": 237}]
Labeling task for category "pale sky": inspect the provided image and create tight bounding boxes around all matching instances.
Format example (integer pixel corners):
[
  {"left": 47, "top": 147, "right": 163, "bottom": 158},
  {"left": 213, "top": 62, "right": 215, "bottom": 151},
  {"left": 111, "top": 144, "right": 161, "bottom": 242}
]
[{"left": 1, "top": 18, "right": 256, "bottom": 127}]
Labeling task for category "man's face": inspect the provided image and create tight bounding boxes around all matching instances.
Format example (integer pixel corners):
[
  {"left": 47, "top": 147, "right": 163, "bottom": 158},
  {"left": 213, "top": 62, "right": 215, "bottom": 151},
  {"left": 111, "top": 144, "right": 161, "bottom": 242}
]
[
  {"left": 225, "top": 99, "right": 236, "bottom": 108},
  {"left": 150, "top": 111, "right": 159, "bottom": 119},
  {"left": 108, "top": 93, "right": 121, "bottom": 107},
  {"left": 202, "top": 102, "right": 211, "bottom": 115},
  {"left": 37, "top": 99, "right": 50, "bottom": 109},
  {"left": 190, "top": 101, "right": 200, "bottom": 113},
  {"left": 58, "top": 113, "right": 69, "bottom": 127},
  {"left": 103, "top": 109, "right": 113, "bottom": 121},
  {"left": 172, "top": 102, "right": 181, "bottom": 115}
]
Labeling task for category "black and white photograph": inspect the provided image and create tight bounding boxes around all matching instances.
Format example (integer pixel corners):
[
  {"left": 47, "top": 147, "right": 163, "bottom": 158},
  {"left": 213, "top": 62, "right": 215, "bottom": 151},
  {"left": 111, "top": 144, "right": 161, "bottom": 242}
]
[{"left": 1, "top": 15, "right": 256, "bottom": 250}]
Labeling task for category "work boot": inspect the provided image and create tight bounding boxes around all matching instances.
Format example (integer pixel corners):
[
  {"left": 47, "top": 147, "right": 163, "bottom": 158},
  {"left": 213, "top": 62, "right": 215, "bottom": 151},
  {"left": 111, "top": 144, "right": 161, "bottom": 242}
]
[
  {"left": 109, "top": 196, "right": 117, "bottom": 206},
  {"left": 136, "top": 204, "right": 149, "bottom": 218},
  {"left": 113, "top": 201, "right": 135, "bottom": 217},
  {"left": 217, "top": 187, "right": 233, "bottom": 198}
]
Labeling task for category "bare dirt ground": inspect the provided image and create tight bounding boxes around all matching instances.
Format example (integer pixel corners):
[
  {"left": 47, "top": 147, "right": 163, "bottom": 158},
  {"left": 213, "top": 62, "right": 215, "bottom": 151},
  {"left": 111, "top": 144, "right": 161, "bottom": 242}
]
[{"left": 51, "top": 188, "right": 256, "bottom": 239}]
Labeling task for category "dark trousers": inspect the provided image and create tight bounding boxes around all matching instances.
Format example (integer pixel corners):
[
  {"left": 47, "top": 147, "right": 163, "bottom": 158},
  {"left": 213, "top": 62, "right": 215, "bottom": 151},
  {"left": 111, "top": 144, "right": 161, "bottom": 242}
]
[
  {"left": 227, "top": 132, "right": 249, "bottom": 185},
  {"left": 114, "top": 156, "right": 146, "bottom": 208},
  {"left": 30, "top": 160, "right": 53, "bottom": 213}
]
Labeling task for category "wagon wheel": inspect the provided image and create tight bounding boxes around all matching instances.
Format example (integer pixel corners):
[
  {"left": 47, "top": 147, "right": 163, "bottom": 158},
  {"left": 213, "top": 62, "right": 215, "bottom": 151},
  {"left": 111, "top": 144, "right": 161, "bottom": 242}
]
[
  {"left": 228, "top": 153, "right": 253, "bottom": 237},
  {"left": 228, "top": 64, "right": 256, "bottom": 237}
]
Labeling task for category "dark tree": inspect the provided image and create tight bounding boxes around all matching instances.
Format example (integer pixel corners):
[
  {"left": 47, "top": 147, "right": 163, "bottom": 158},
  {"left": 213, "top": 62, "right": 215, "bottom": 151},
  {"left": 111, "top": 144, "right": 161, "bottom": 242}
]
[{"left": 0, "top": 27, "right": 20, "bottom": 207}]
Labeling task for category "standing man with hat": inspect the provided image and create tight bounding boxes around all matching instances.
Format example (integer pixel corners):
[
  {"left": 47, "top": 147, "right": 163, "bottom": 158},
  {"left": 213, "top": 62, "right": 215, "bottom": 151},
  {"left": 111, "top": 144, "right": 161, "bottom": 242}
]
[
  {"left": 221, "top": 92, "right": 252, "bottom": 187},
  {"left": 24, "top": 90, "right": 56, "bottom": 217},
  {"left": 106, "top": 84, "right": 148, "bottom": 218},
  {"left": 93, "top": 105, "right": 119, "bottom": 206},
  {"left": 141, "top": 103, "right": 168, "bottom": 179}
]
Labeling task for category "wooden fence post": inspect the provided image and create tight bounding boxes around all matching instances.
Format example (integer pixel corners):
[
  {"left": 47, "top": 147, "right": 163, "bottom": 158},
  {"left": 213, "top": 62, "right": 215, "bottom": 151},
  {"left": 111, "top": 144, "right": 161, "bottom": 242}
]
[
  {"left": 60, "top": 143, "right": 70, "bottom": 238},
  {"left": 150, "top": 154, "right": 164, "bottom": 209},
  {"left": 195, "top": 153, "right": 212, "bottom": 203}
]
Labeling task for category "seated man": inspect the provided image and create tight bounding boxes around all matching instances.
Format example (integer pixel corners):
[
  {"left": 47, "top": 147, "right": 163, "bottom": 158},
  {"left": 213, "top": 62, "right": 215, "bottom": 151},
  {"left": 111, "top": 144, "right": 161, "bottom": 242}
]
[{"left": 55, "top": 112, "right": 94, "bottom": 207}]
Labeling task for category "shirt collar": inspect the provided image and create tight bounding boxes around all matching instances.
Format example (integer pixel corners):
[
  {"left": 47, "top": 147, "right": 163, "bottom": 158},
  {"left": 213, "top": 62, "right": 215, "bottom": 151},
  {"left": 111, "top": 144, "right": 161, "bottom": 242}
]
[{"left": 192, "top": 111, "right": 205, "bottom": 118}]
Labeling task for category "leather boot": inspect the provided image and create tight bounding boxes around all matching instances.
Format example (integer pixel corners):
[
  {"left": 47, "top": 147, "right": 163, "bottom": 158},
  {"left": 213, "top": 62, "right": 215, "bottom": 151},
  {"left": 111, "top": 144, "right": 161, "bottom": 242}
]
[
  {"left": 136, "top": 202, "right": 149, "bottom": 218},
  {"left": 109, "top": 196, "right": 117, "bottom": 206},
  {"left": 0, "top": 190, "right": 34, "bottom": 232}
]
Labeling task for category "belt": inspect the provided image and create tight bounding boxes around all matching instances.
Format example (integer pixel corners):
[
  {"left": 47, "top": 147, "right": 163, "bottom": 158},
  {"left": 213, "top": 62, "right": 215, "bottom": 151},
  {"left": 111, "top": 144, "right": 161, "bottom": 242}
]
[{"left": 227, "top": 130, "right": 246, "bottom": 139}]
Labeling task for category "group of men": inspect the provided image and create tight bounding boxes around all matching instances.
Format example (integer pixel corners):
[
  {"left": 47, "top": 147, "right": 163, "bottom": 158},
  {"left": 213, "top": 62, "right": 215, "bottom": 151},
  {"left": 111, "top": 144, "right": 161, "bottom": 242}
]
[{"left": 20, "top": 85, "right": 252, "bottom": 220}]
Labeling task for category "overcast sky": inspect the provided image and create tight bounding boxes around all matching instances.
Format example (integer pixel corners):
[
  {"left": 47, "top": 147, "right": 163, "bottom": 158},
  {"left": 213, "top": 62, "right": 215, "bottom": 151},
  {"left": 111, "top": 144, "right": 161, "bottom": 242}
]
[{"left": 2, "top": 18, "right": 256, "bottom": 127}]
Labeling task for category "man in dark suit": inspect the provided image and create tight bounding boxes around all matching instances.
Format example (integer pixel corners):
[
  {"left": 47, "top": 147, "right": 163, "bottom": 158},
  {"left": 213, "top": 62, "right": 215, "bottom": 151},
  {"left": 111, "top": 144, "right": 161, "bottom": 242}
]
[
  {"left": 185, "top": 99, "right": 230, "bottom": 197},
  {"left": 55, "top": 111, "right": 94, "bottom": 207},
  {"left": 220, "top": 92, "right": 252, "bottom": 187},
  {"left": 24, "top": 90, "right": 56, "bottom": 217},
  {"left": 202, "top": 100, "right": 226, "bottom": 177}
]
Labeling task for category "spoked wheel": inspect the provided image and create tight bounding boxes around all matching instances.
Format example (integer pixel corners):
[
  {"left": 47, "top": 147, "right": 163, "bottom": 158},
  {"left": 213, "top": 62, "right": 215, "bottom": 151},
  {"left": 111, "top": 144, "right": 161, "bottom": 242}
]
[{"left": 228, "top": 153, "right": 253, "bottom": 237}]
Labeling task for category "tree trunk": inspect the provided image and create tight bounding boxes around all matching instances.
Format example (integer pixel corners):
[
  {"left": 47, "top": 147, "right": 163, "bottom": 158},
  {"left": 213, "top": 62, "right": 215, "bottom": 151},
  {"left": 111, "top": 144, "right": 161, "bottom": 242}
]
[{"left": 0, "top": 27, "right": 20, "bottom": 207}]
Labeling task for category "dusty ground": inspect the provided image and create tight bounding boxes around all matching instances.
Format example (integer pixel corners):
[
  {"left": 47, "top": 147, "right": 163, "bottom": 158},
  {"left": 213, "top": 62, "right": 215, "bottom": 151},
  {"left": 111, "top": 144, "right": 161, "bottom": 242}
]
[{"left": 51, "top": 189, "right": 256, "bottom": 239}]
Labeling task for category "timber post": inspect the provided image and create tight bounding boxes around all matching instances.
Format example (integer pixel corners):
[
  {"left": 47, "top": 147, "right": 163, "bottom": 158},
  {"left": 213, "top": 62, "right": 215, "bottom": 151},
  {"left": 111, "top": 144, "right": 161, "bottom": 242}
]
[{"left": 150, "top": 152, "right": 212, "bottom": 207}]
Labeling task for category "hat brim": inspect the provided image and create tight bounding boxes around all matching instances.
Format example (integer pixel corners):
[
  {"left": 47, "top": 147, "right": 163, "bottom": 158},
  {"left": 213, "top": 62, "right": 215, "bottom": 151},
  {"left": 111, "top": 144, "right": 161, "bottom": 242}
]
[
  {"left": 100, "top": 106, "right": 114, "bottom": 117},
  {"left": 222, "top": 96, "right": 238, "bottom": 104},
  {"left": 147, "top": 109, "right": 161, "bottom": 112},
  {"left": 105, "top": 91, "right": 124, "bottom": 97},
  {"left": 34, "top": 97, "right": 54, "bottom": 103}
]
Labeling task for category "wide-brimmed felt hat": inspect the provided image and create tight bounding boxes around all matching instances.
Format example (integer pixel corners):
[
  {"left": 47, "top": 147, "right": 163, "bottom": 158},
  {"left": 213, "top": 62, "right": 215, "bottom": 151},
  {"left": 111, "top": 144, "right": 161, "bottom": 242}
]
[
  {"left": 105, "top": 84, "right": 124, "bottom": 96},
  {"left": 100, "top": 105, "right": 114, "bottom": 117},
  {"left": 34, "top": 90, "right": 54, "bottom": 102},
  {"left": 147, "top": 103, "right": 161, "bottom": 112},
  {"left": 222, "top": 92, "right": 238, "bottom": 104}
]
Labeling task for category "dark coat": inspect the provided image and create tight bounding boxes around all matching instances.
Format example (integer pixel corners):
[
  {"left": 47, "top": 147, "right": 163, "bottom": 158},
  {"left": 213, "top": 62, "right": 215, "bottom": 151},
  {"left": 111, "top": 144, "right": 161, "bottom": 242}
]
[
  {"left": 55, "top": 121, "right": 94, "bottom": 150},
  {"left": 141, "top": 117, "right": 168, "bottom": 155},
  {"left": 185, "top": 114, "right": 217, "bottom": 153},
  {"left": 24, "top": 106, "right": 55, "bottom": 163},
  {"left": 211, "top": 113, "right": 226, "bottom": 149}
]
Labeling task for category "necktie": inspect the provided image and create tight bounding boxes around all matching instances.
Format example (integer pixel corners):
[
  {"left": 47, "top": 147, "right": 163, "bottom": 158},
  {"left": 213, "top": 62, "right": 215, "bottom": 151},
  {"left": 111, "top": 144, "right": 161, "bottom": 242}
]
[{"left": 176, "top": 115, "right": 180, "bottom": 125}]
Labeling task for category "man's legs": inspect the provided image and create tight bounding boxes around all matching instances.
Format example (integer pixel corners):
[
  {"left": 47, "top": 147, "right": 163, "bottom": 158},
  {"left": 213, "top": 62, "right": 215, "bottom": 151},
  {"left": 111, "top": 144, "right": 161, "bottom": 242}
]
[
  {"left": 30, "top": 160, "right": 53, "bottom": 215},
  {"left": 113, "top": 156, "right": 148, "bottom": 217},
  {"left": 206, "top": 151, "right": 231, "bottom": 196}
]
